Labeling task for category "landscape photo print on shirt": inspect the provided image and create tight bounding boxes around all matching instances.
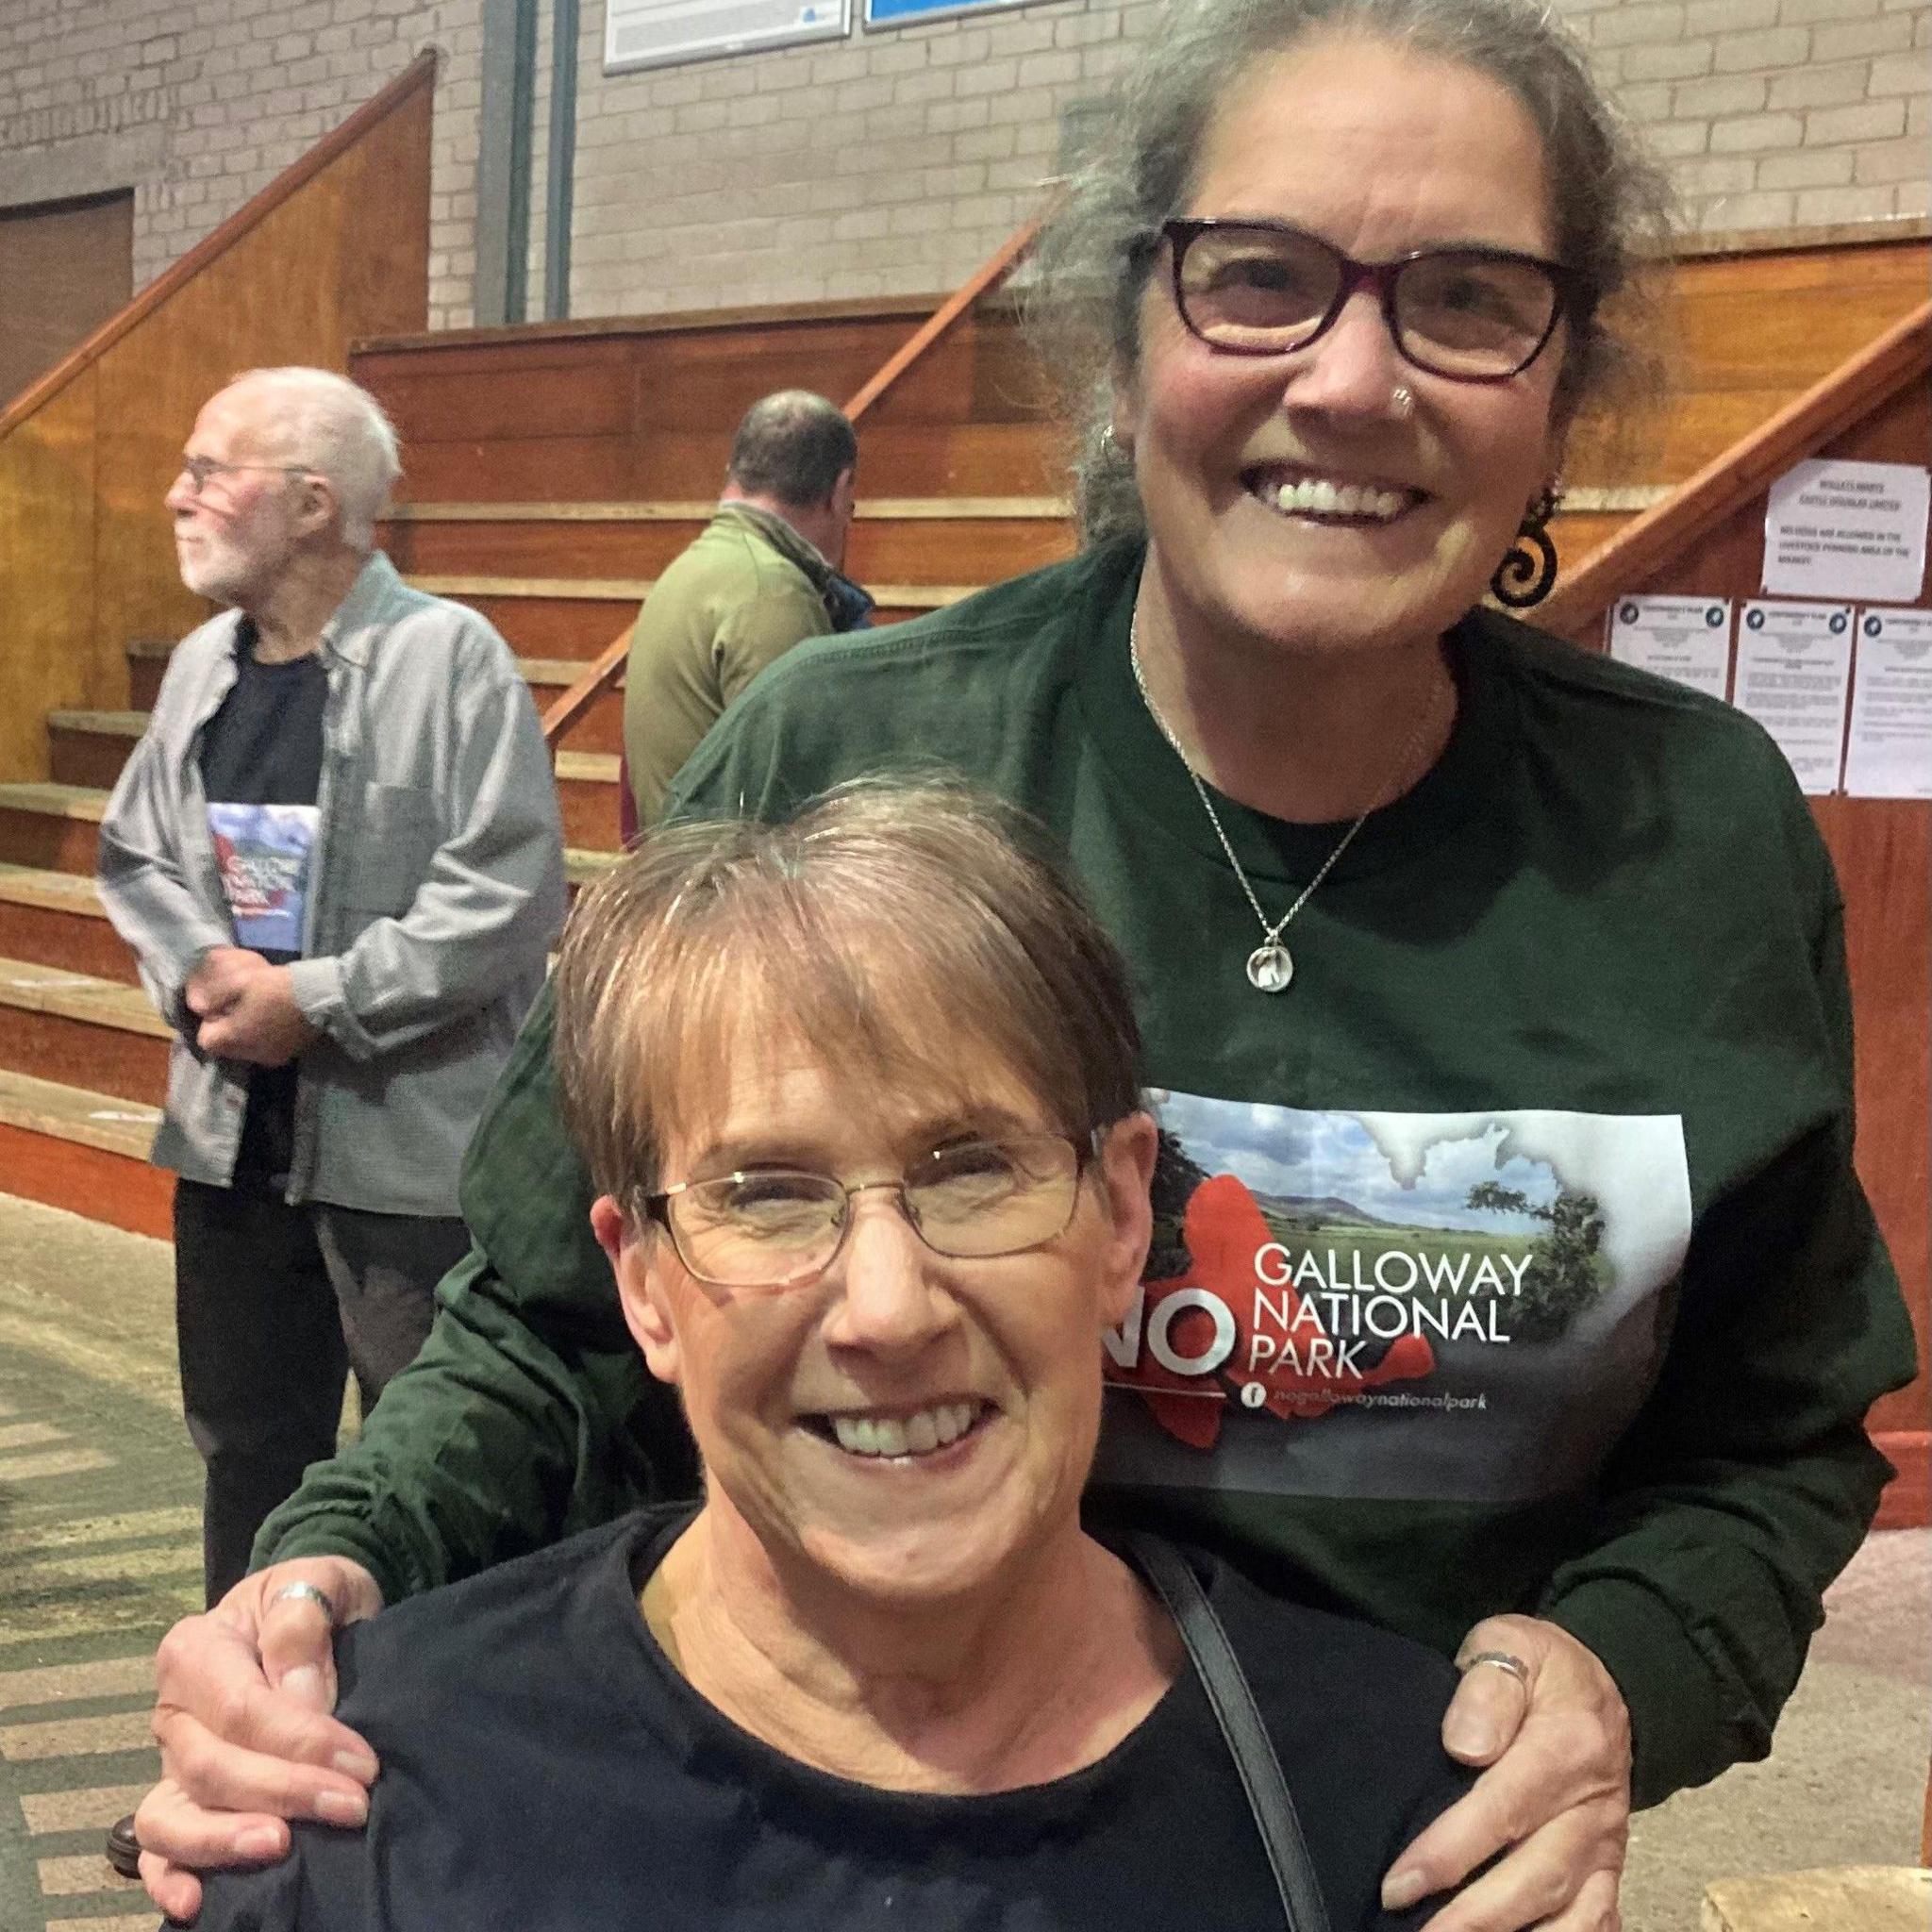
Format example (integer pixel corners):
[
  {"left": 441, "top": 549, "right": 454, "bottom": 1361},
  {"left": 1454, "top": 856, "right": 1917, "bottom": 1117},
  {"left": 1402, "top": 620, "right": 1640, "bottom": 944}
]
[{"left": 1093, "top": 1092, "right": 1691, "bottom": 1504}]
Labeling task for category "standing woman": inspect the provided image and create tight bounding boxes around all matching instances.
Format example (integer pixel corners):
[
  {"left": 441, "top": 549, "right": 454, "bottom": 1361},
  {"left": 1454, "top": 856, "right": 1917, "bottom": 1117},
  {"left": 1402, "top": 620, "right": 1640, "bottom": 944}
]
[{"left": 134, "top": 2, "right": 1914, "bottom": 1928}]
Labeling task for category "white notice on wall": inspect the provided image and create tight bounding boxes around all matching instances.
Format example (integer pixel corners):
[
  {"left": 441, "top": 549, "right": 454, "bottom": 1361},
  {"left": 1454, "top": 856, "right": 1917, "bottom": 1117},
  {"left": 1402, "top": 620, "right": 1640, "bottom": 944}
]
[
  {"left": 1763, "top": 458, "right": 1930, "bottom": 604},
  {"left": 1607, "top": 595, "right": 1732, "bottom": 698},
  {"left": 1844, "top": 608, "right": 1932, "bottom": 800},
  {"left": 1733, "top": 601, "right": 1855, "bottom": 795}
]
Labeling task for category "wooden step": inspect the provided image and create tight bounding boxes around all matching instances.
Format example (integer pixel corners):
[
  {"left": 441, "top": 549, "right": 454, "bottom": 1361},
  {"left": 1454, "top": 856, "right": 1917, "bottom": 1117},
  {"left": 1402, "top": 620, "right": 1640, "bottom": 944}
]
[
  {"left": 0, "top": 955, "right": 171, "bottom": 1105},
  {"left": 402, "top": 575, "right": 970, "bottom": 659},
  {"left": 0, "top": 864, "right": 139, "bottom": 983},
  {"left": 125, "top": 642, "right": 626, "bottom": 754},
  {"left": 0, "top": 1066, "right": 171, "bottom": 1241},
  {"left": 47, "top": 708, "right": 144, "bottom": 790},
  {"left": 0, "top": 783, "right": 108, "bottom": 876},
  {"left": 554, "top": 750, "right": 622, "bottom": 852},
  {"left": 379, "top": 497, "right": 1077, "bottom": 586}
]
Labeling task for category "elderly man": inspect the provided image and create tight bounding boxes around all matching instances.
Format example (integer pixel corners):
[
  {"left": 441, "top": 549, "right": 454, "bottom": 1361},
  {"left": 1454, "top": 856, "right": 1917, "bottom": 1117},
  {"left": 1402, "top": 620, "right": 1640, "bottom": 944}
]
[
  {"left": 96, "top": 367, "right": 566, "bottom": 1626},
  {"left": 622, "top": 389, "right": 869, "bottom": 828}
]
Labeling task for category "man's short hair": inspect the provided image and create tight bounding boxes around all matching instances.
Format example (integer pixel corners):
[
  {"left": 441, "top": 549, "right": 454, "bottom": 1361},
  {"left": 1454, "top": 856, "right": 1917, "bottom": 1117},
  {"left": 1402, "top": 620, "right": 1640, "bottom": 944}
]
[
  {"left": 226, "top": 367, "right": 402, "bottom": 550},
  {"left": 725, "top": 391, "right": 858, "bottom": 509}
]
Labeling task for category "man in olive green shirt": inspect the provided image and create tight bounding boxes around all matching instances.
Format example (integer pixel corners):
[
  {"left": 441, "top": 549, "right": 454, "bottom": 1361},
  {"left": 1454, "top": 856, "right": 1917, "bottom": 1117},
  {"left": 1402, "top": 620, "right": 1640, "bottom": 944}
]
[{"left": 621, "top": 390, "right": 868, "bottom": 827}]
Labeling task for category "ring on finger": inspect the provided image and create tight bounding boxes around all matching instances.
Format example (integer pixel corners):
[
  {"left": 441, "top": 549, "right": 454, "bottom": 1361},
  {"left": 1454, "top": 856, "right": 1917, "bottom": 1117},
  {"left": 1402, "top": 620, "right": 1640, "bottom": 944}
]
[
  {"left": 271, "top": 1580, "right": 338, "bottom": 1623},
  {"left": 1458, "top": 1649, "right": 1530, "bottom": 1688}
]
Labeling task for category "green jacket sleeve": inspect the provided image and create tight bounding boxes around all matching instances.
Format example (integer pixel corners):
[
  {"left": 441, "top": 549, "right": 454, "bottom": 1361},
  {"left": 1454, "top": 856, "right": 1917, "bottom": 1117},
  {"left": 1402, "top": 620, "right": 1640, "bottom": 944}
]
[
  {"left": 714, "top": 576, "right": 829, "bottom": 709},
  {"left": 254, "top": 987, "right": 699, "bottom": 1599},
  {"left": 1538, "top": 833, "right": 1916, "bottom": 1807}
]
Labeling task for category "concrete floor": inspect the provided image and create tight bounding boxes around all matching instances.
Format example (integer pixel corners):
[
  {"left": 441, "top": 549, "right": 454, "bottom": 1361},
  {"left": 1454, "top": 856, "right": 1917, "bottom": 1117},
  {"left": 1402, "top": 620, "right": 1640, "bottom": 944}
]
[{"left": 0, "top": 1189, "right": 1924, "bottom": 1929}]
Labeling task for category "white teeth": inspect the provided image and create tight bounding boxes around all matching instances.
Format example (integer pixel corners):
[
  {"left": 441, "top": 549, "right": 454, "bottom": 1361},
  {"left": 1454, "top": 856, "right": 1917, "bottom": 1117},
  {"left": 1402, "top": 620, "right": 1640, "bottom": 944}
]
[
  {"left": 1271, "top": 477, "right": 1406, "bottom": 521},
  {"left": 830, "top": 1401, "right": 980, "bottom": 1459}
]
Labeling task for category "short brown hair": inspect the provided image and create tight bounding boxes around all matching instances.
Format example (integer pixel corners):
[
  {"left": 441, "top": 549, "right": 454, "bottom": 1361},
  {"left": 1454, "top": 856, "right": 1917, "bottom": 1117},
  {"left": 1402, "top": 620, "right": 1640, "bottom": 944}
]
[
  {"left": 725, "top": 390, "right": 858, "bottom": 508},
  {"left": 553, "top": 778, "right": 1142, "bottom": 1217}
]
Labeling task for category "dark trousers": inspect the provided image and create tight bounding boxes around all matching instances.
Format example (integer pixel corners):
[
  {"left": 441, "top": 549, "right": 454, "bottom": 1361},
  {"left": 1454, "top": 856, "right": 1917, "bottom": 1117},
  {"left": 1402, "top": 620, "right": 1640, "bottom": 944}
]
[{"left": 173, "top": 1179, "right": 470, "bottom": 1607}]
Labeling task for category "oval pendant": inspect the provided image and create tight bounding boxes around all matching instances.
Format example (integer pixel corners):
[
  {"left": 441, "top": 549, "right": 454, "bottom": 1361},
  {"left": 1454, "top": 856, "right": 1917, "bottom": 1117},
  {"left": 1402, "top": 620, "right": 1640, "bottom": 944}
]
[{"left": 1246, "top": 942, "right": 1294, "bottom": 993}]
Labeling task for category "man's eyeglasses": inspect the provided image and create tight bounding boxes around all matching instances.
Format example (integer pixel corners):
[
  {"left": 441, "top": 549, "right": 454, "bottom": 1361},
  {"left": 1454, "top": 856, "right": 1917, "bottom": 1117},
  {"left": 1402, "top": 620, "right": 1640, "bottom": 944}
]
[
  {"left": 1153, "top": 217, "right": 1576, "bottom": 383},
  {"left": 175, "top": 456, "right": 314, "bottom": 496},
  {"left": 641, "top": 1132, "right": 1095, "bottom": 1290}
]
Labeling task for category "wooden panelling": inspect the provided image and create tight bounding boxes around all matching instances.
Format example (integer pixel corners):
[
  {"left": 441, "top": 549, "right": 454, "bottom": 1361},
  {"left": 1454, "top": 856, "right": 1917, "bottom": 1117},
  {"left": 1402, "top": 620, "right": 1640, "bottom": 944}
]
[
  {"left": 0, "top": 378, "right": 98, "bottom": 783},
  {"left": 380, "top": 421, "right": 1068, "bottom": 506},
  {"left": 0, "top": 1005, "right": 168, "bottom": 1105},
  {"left": 0, "top": 898, "right": 138, "bottom": 984},
  {"left": 0, "top": 1121, "right": 172, "bottom": 1240},
  {"left": 431, "top": 593, "right": 639, "bottom": 660},
  {"left": 0, "top": 795, "right": 102, "bottom": 877},
  {"left": 380, "top": 508, "right": 1077, "bottom": 585},
  {"left": 0, "top": 54, "right": 434, "bottom": 786},
  {"left": 0, "top": 192, "right": 134, "bottom": 405},
  {"left": 48, "top": 723, "right": 134, "bottom": 791}
]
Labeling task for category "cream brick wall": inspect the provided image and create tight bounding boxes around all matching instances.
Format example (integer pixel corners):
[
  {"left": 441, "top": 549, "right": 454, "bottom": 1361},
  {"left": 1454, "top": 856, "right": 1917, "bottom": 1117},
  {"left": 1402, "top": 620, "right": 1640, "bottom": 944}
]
[{"left": 0, "top": 0, "right": 1924, "bottom": 334}]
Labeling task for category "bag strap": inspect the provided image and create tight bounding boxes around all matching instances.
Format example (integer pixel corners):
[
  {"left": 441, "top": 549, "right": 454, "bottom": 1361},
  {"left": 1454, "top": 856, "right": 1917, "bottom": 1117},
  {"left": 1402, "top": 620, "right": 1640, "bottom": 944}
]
[{"left": 1126, "top": 1532, "right": 1334, "bottom": 1932}]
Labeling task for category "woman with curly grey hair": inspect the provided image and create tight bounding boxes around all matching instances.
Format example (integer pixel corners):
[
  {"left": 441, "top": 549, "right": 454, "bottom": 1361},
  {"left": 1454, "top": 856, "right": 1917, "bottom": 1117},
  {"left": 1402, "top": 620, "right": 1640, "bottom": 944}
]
[{"left": 132, "top": 4, "right": 1911, "bottom": 1931}]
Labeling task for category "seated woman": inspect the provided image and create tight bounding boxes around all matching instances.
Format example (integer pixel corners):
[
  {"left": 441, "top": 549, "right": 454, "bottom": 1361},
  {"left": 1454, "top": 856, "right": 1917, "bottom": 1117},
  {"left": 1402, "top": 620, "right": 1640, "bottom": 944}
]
[{"left": 194, "top": 780, "right": 1471, "bottom": 1932}]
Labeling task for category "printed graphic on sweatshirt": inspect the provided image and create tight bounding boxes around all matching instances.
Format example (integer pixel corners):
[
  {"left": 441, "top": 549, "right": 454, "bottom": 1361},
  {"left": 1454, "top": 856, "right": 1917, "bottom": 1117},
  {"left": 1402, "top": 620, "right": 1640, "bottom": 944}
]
[
  {"left": 208, "top": 802, "right": 321, "bottom": 956},
  {"left": 1092, "top": 1092, "right": 1690, "bottom": 1503}
]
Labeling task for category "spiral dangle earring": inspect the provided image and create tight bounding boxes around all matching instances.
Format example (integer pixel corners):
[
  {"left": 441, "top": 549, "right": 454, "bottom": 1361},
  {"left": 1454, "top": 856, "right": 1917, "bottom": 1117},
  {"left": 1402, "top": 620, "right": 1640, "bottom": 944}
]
[{"left": 1490, "top": 478, "right": 1562, "bottom": 608}]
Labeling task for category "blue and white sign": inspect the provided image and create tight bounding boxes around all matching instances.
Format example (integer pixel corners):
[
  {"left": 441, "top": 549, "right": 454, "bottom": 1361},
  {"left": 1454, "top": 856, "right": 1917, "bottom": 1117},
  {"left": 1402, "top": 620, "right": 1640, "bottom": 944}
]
[
  {"left": 1733, "top": 600, "right": 1856, "bottom": 795},
  {"left": 606, "top": 0, "right": 849, "bottom": 75},
  {"left": 866, "top": 0, "right": 1052, "bottom": 28}
]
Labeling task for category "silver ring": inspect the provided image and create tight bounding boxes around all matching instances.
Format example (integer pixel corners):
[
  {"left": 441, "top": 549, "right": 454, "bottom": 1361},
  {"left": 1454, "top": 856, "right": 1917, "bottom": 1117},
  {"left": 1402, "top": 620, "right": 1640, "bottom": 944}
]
[
  {"left": 270, "top": 1579, "right": 338, "bottom": 1623},
  {"left": 1391, "top": 383, "right": 1416, "bottom": 419},
  {"left": 1458, "top": 1648, "right": 1530, "bottom": 1688}
]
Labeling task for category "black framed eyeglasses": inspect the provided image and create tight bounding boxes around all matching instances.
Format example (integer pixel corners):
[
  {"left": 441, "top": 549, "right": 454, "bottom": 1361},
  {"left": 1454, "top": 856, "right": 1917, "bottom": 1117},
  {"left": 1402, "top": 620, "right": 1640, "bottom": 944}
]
[
  {"left": 1155, "top": 217, "right": 1575, "bottom": 383},
  {"left": 641, "top": 1132, "right": 1096, "bottom": 1291},
  {"left": 176, "top": 456, "right": 313, "bottom": 496}
]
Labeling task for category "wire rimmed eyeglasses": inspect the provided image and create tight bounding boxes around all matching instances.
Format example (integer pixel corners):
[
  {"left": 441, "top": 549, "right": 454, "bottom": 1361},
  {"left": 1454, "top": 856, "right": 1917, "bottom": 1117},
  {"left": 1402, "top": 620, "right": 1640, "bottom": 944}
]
[
  {"left": 1151, "top": 217, "right": 1577, "bottom": 383},
  {"left": 639, "top": 1131, "right": 1098, "bottom": 1291},
  {"left": 175, "top": 456, "right": 315, "bottom": 496}
]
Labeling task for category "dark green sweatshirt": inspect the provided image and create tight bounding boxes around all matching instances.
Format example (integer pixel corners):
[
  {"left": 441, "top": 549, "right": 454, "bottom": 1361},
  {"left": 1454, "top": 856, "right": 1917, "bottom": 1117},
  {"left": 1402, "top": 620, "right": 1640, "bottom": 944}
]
[{"left": 264, "top": 540, "right": 1914, "bottom": 1808}]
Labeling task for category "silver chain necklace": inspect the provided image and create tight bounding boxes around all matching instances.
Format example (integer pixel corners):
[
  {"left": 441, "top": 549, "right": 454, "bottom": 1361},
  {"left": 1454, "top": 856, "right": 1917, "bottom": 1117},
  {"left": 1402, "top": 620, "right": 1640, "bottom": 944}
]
[{"left": 1128, "top": 612, "right": 1442, "bottom": 994}]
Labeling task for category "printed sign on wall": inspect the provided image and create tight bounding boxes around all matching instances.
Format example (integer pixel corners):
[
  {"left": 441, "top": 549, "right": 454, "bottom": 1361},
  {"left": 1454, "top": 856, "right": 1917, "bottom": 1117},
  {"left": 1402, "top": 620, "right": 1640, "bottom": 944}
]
[
  {"left": 605, "top": 0, "right": 848, "bottom": 75},
  {"left": 866, "top": 0, "right": 1052, "bottom": 27},
  {"left": 1607, "top": 595, "right": 1732, "bottom": 699},
  {"left": 1732, "top": 601, "right": 1855, "bottom": 794},
  {"left": 1844, "top": 608, "right": 1932, "bottom": 800},
  {"left": 1763, "top": 458, "right": 1930, "bottom": 605}
]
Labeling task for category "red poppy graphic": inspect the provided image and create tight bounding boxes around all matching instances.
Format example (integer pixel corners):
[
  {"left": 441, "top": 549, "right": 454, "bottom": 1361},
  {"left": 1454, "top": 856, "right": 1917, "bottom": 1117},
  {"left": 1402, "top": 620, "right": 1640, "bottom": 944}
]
[{"left": 1111, "top": 1173, "right": 1435, "bottom": 1450}]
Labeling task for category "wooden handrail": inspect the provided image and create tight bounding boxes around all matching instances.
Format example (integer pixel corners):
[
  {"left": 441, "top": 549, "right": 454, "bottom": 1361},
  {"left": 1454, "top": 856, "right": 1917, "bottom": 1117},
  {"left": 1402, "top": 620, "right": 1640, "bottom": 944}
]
[
  {"left": 544, "top": 209, "right": 1051, "bottom": 754},
  {"left": 541, "top": 629, "right": 635, "bottom": 748},
  {"left": 1541, "top": 298, "right": 1932, "bottom": 637},
  {"left": 0, "top": 50, "right": 438, "bottom": 441},
  {"left": 841, "top": 210, "right": 1046, "bottom": 425}
]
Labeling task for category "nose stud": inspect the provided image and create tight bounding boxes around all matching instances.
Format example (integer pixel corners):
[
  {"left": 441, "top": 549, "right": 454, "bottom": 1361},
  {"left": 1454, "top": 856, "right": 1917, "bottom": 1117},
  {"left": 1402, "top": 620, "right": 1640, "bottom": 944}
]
[{"left": 1391, "top": 384, "right": 1416, "bottom": 420}]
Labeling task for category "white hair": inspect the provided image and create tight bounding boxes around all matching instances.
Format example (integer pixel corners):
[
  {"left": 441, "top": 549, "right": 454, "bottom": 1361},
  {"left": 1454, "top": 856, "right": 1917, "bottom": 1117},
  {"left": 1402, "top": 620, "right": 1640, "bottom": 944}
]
[{"left": 225, "top": 366, "right": 403, "bottom": 550}]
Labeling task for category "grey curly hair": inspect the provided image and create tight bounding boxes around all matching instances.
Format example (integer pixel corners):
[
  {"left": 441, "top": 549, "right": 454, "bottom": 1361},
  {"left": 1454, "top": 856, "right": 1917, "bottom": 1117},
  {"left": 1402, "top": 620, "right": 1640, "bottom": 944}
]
[{"left": 1023, "top": 0, "right": 1674, "bottom": 542}]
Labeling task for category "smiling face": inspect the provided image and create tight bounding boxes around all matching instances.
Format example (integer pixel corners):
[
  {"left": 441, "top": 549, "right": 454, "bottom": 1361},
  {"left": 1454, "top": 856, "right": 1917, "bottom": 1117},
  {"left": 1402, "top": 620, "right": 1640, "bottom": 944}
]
[
  {"left": 1117, "top": 32, "right": 1569, "bottom": 664},
  {"left": 591, "top": 1029, "right": 1156, "bottom": 1612}
]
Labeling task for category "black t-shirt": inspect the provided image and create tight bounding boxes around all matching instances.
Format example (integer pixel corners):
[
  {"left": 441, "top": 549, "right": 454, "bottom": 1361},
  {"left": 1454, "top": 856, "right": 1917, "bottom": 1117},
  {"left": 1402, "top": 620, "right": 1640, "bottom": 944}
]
[
  {"left": 197, "top": 1507, "right": 1472, "bottom": 1932},
  {"left": 196, "top": 628, "right": 328, "bottom": 1190}
]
